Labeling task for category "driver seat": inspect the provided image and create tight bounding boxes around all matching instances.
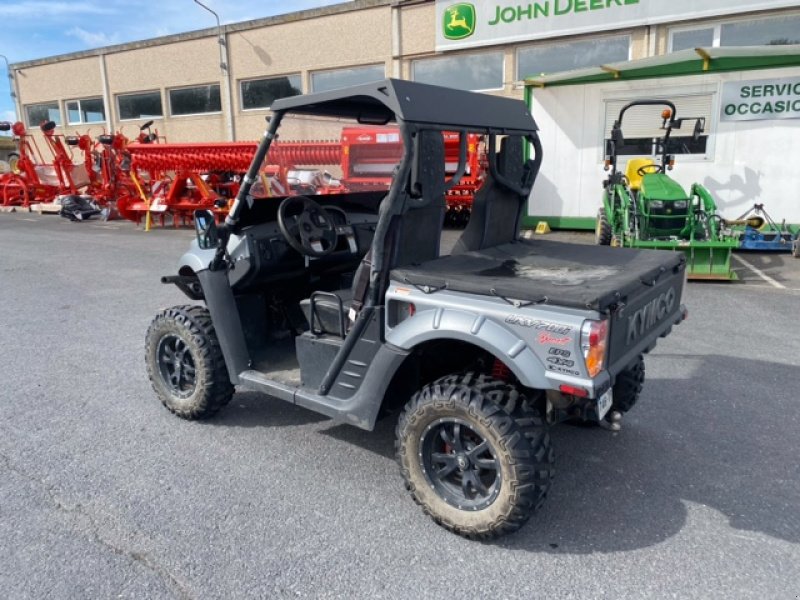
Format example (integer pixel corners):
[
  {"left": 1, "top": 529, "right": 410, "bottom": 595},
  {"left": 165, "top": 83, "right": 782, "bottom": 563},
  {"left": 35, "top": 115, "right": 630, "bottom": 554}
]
[
  {"left": 625, "top": 158, "right": 655, "bottom": 192},
  {"left": 300, "top": 130, "right": 447, "bottom": 337}
]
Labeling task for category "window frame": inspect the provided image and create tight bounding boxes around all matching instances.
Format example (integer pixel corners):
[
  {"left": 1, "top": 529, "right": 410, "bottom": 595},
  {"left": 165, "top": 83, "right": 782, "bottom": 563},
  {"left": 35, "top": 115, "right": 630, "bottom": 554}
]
[
  {"left": 239, "top": 73, "right": 303, "bottom": 112},
  {"left": 515, "top": 33, "right": 632, "bottom": 81},
  {"left": 309, "top": 64, "right": 386, "bottom": 94},
  {"left": 24, "top": 102, "right": 62, "bottom": 128},
  {"left": 116, "top": 90, "right": 164, "bottom": 122},
  {"left": 412, "top": 51, "right": 506, "bottom": 93},
  {"left": 65, "top": 96, "right": 107, "bottom": 126},
  {"left": 167, "top": 83, "right": 223, "bottom": 118}
]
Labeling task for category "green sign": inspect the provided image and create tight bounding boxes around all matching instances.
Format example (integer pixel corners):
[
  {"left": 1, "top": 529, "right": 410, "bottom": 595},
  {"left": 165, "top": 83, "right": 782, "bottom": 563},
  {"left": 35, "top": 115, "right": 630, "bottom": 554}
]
[{"left": 443, "top": 3, "right": 476, "bottom": 40}]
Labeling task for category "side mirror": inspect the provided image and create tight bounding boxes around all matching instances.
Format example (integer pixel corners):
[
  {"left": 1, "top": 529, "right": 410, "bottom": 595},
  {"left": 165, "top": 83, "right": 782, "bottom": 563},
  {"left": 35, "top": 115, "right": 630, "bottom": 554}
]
[
  {"left": 692, "top": 118, "right": 705, "bottom": 141},
  {"left": 611, "top": 123, "right": 624, "bottom": 148},
  {"left": 194, "top": 209, "right": 219, "bottom": 250}
]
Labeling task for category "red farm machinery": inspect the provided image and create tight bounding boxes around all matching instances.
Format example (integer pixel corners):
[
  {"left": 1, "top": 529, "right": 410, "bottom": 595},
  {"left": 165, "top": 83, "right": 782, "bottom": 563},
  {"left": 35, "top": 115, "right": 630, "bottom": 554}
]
[{"left": 1, "top": 122, "right": 488, "bottom": 228}]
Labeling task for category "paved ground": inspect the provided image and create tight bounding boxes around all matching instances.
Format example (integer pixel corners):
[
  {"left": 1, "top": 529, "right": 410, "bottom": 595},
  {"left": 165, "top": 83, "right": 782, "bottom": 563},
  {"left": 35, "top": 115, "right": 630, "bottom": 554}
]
[{"left": 1, "top": 212, "right": 799, "bottom": 599}]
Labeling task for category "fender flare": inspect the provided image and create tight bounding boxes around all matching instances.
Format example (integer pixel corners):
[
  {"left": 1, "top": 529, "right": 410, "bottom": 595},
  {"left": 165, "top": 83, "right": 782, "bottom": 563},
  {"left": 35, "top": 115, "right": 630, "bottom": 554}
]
[
  {"left": 385, "top": 306, "right": 550, "bottom": 390},
  {"left": 177, "top": 248, "right": 214, "bottom": 274}
]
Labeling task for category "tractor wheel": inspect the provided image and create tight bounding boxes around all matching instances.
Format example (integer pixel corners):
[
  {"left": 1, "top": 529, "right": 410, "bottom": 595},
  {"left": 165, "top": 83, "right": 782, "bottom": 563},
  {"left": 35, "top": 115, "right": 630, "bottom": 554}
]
[
  {"left": 8, "top": 152, "right": 19, "bottom": 174},
  {"left": 610, "top": 354, "right": 645, "bottom": 415},
  {"left": 596, "top": 208, "right": 612, "bottom": 245},
  {"left": 396, "top": 372, "right": 554, "bottom": 539},
  {"left": 792, "top": 239, "right": 800, "bottom": 259},
  {"left": 145, "top": 305, "right": 234, "bottom": 420},
  {"left": 2, "top": 175, "right": 30, "bottom": 207}
]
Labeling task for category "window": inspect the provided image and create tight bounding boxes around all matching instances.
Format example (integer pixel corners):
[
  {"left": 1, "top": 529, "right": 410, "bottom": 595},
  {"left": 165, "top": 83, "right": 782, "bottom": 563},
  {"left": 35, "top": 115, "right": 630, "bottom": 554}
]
[
  {"left": 670, "top": 28, "right": 714, "bottom": 52},
  {"left": 413, "top": 52, "right": 503, "bottom": 91},
  {"left": 118, "top": 91, "right": 163, "bottom": 121},
  {"left": 670, "top": 15, "right": 800, "bottom": 51},
  {"left": 169, "top": 84, "right": 221, "bottom": 116},
  {"left": 721, "top": 15, "right": 800, "bottom": 46},
  {"left": 603, "top": 95, "right": 713, "bottom": 158},
  {"left": 240, "top": 74, "right": 301, "bottom": 111},
  {"left": 25, "top": 102, "right": 61, "bottom": 127},
  {"left": 517, "top": 36, "right": 629, "bottom": 79},
  {"left": 66, "top": 97, "right": 105, "bottom": 125},
  {"left": 310, "top": 65, "right": 384, "bottom": 93}
]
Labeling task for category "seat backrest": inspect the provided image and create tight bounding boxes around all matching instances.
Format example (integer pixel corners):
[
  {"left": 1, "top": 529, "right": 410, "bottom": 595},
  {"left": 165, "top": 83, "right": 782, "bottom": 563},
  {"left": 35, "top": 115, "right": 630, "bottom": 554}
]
[
  {"left": 625, "top": 158, "right": 654, "bottom": 191},
  {"left": 390, "top": 130, "right": 447, "bottom": 268},
  {"left": 452, "top": 136, "right": 525, "bottom": 254}
]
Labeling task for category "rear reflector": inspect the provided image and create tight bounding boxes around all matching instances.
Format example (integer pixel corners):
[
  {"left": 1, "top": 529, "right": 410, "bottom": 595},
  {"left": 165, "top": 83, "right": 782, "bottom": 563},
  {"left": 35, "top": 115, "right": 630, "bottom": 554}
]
[{"left": 559, "top": 384, "right": 588, "bottom": 398}]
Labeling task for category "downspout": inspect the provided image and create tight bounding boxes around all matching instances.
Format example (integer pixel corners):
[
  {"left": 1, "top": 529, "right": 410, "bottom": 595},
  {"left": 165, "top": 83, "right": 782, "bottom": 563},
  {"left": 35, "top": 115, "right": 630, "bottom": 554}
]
[
  {"left": 221, "top": 28, "right": 235, "bottom": 141},
  {"left": 391, "top": 3, "right": 402, "bottom": 78},
  {"left": 99, "top": 53, "right": 113, "bottom": 127}
]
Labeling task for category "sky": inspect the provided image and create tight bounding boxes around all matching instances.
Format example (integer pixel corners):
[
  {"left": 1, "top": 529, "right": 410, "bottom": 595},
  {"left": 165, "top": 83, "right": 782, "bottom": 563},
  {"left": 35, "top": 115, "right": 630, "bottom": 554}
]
[{"left": 0, "top": 0, "right": 345, "bottom": 125}]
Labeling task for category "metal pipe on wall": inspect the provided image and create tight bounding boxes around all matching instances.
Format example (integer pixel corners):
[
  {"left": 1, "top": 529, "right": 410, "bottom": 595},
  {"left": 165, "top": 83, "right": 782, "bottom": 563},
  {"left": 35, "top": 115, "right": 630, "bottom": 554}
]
[{"left": 193, "top": 0, "right": 236, "bottom": 142}]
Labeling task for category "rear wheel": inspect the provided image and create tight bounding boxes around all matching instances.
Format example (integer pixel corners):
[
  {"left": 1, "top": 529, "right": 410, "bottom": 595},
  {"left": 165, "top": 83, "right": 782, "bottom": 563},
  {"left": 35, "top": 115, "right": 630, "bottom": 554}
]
[
  {"left": 611, "top": 354, "right": 645, "bottom": 415},
  {"left": 145, "top": 305, "right": 234, "bottom": 419},
  {"left": 396, "top": 373, "right": 554, "bottom": 539},
  {"left": 596, "top": 207, "right": 612, "bottom": 245}
]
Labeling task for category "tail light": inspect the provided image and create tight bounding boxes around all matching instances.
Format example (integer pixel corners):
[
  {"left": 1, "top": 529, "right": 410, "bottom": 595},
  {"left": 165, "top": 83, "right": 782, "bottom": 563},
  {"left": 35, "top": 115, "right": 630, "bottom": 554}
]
[{"left": 581, "top": 319, "right": 608, "bottom": 378}]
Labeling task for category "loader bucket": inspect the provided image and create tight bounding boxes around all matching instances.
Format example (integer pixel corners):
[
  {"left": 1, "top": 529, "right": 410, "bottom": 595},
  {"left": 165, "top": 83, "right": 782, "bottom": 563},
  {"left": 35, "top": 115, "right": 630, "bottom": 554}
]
[{"left": 625, "top": 239, "right": 738, "bottom": 281}]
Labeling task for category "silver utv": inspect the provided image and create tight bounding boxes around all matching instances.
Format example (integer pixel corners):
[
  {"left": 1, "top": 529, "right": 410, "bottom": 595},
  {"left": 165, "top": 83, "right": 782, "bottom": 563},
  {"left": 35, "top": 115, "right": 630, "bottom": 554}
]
[{"left": 147, "top": 79, "right": 686, "bottom": 538}]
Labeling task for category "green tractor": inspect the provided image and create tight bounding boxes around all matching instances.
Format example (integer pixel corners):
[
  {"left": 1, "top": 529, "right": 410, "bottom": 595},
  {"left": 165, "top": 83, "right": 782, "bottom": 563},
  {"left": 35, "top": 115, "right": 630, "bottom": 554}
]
[{"left": 596, "top": 100, "right": 738, "bottom": 280}]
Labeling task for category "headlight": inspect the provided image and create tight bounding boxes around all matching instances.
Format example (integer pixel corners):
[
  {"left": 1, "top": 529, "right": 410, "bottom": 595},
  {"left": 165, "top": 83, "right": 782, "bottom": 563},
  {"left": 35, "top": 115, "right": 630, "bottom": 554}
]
[
  {"left": 673, "top": 200, "right": 688, "bottom": 209},
  {"left": 650, "top": 200, "right": 664, "bottom": 209}
]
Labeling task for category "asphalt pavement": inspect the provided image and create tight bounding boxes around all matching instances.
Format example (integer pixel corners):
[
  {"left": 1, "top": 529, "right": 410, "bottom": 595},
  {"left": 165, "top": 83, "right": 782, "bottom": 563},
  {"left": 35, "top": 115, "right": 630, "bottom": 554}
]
[{"left": 1, "top": 212, "right": 799, "bottom": 599}]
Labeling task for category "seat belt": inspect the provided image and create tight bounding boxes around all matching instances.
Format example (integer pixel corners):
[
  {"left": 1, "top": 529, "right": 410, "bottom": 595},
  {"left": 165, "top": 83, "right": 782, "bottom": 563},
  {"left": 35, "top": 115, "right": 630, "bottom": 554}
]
[{"left": 348, "top": 249, "right": 372, "bottom": 323}]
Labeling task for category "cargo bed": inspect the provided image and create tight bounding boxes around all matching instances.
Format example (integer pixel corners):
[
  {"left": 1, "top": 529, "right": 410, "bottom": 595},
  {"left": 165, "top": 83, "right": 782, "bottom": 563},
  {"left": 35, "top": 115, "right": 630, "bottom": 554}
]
[{"left": 391, "top": 239, "right": 686, "bottom": 312}]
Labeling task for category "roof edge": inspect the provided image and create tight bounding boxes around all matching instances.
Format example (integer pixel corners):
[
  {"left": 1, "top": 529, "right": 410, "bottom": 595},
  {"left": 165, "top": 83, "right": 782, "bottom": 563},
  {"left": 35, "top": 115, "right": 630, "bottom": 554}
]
[{"left": 10, "top": 0, "right": 392, "bottom": 70}]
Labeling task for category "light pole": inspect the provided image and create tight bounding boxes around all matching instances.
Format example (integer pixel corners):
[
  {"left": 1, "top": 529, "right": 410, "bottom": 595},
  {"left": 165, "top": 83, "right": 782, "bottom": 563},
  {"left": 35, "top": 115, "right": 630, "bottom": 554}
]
[
  {"left": 192, "top": 0, "right": 235, "bottom": 141},
  {"left": 0, "top": 54, "right": 19, "bottom": 122}
]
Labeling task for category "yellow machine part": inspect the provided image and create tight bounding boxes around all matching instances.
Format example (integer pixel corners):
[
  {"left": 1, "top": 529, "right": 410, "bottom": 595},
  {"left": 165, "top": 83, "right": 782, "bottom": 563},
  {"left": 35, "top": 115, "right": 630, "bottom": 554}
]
[{"left": 625, "top": 158, "right": 655, "bottom": 191}]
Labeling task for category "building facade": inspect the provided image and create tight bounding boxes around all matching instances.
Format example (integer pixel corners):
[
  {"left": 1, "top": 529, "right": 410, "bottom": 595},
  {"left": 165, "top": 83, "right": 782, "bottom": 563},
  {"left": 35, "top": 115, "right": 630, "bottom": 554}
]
[{"left": 8, "top": 0, "right": 800, "bottom": 145}]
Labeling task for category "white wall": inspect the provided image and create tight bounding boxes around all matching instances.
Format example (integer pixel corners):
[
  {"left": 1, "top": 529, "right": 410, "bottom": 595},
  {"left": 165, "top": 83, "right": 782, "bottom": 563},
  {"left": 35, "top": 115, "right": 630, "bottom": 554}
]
[{"left": 529, "top": 66, "right": 800, "bottom": 224}]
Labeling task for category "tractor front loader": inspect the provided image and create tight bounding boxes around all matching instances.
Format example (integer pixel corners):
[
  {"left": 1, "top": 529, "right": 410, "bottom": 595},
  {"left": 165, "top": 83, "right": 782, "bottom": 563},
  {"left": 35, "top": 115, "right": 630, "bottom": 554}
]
[{"left": 597, "top": 100, "right": 738, "bottom": 280}]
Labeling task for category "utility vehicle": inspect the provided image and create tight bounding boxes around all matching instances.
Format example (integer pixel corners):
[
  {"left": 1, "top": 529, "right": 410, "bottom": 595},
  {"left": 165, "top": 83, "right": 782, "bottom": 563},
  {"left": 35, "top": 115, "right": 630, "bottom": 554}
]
[
  {"left": 147, "top": 80, "right": 687, "bottom": 538},
  {"left": 597, "top": 99, "right": 737, "bottom": 280}
]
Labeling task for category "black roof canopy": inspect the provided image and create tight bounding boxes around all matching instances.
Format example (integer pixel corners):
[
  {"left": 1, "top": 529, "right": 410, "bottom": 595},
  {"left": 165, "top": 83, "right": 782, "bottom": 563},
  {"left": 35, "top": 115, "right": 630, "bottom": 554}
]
[{"left": 270, "top": 78, "right": 538, "bottom": 135}]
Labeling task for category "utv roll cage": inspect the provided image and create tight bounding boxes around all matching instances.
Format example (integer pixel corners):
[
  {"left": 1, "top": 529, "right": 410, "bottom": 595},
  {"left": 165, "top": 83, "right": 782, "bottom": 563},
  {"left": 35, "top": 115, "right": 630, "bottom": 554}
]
[{"left": 208, "top": 79, "right": 543, "bottom": 392}]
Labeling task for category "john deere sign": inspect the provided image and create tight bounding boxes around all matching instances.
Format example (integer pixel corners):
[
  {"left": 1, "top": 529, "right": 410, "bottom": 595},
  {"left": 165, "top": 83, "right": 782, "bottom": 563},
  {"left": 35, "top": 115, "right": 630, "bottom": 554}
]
[
  {"left": 721, "top": 77, "right": 800, "bottom": 122},
  {"left": 435, "top": 0, "right": 799, "bottom": 51},
  {"left": 444, "top": 3, "right": 476, "bottom": 40}
]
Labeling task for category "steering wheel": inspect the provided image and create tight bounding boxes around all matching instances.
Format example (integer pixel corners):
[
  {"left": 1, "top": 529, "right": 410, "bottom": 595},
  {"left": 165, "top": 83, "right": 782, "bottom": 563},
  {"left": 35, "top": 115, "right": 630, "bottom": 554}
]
[
  {"left": 637, "top": 164, "right": 664, "bottom": 176},
  {"left": 277, "top": 195, "right": 338, "bottom": 257}
]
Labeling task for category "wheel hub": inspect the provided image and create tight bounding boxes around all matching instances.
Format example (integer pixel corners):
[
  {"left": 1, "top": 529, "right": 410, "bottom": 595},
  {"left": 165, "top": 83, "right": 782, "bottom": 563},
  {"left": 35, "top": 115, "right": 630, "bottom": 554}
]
[
  {"left": 419, "top": 417, "right": 501, "bottom": 511},
  {"left": 156, "top": 334, "right": 196, "bottom": 399}
]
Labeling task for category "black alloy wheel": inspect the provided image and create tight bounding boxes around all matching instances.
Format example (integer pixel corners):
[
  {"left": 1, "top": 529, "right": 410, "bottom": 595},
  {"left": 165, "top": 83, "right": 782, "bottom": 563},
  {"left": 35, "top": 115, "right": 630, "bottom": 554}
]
[
  {"left": 156, "top": 334, "right": 197, "bottom": 398},
  {"left": 420, "top": 417, "right": 501, "bottom": 511}
]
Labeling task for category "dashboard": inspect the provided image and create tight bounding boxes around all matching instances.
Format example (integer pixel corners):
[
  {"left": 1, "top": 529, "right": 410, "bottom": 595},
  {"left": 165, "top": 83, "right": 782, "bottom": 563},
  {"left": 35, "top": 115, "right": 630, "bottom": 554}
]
[{"left": 227, "top": 204, "right": 378, "bottom": 290}]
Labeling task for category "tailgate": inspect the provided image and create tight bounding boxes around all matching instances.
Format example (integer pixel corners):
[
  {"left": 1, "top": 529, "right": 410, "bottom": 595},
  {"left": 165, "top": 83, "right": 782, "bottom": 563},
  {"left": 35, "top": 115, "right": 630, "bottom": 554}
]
[{"left": 607, "top": 262, "right": 686, "bottom": 375}]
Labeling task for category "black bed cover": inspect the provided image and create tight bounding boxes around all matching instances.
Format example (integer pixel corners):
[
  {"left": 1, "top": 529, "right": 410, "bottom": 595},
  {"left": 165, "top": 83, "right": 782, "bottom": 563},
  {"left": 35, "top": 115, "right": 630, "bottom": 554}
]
[{"left": 391, "top": 239, "right": 686, "bottom": 312}]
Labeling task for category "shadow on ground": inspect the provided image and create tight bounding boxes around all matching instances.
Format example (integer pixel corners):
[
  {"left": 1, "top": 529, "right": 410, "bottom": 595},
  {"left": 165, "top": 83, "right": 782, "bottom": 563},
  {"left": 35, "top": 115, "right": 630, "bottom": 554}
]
[{"left": 206, "top": 353, "right": 799, "bottom": 553}]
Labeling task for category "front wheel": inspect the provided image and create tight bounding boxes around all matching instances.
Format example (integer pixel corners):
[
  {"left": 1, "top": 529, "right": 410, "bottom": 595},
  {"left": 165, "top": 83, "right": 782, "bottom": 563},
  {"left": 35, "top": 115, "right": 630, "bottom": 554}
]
[
  {"left": 396, "top": 373, "right": 554, "bottom": 539},
  {"left": 145, "top": 305, "right": 234, "bottom": 419},
  {"left": 596, "top": 207, "right": 612, "bottom": 245}
]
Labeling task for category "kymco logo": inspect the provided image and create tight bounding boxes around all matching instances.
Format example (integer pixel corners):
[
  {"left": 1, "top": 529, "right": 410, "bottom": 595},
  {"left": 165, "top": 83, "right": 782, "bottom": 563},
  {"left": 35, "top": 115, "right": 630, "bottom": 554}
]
[{"left": 443, "top": 3, "right": 476, "bottom": 40}]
